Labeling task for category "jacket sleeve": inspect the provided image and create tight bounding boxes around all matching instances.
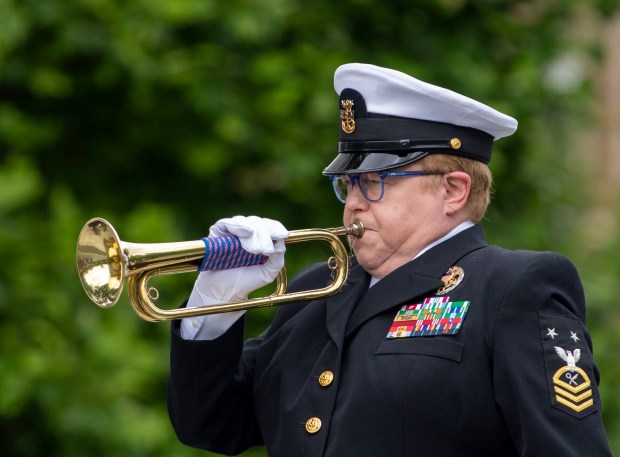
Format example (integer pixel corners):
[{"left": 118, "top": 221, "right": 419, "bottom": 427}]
[
  {"left": 167, "top": 315, "right": 264, "bottom": 455},
  {"left": 492, "top": 252, "right": 612, "bottom": 456},
  {"left": 166, "top": 262, "right": 332, "bottom": 455}
]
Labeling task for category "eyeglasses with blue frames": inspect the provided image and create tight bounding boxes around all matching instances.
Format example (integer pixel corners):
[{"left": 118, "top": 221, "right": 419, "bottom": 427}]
[{"left": 329, "top": 170, "right": 445, "bottom": 203}]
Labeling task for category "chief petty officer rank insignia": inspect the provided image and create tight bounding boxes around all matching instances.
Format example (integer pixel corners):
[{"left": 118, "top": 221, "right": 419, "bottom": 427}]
[{"left": 540, "top": 312, "right": 598, "bottom": 418}]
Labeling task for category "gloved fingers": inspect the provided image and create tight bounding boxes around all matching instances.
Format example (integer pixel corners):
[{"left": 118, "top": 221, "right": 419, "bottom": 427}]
[
  {"left": 209, "top": 216, "right": 254, "bottom": 238},
  {"left": 272, "top": 239, "right": 286, "bottom": 255},
  {"left": 263, "top": 218, "right": 289, "bottom": 241},
  {"left": 238, "top": 218, "right": 288, "bottom": 255},
  {"left": 225, "top": 215, "right": 268, "bottom": 253},
  {"left": 212, "top": 216, "right": 288, "bottom": 255},
  {"left": 194, "top": 268, "right": 247, "bottom": 302},
  {"left": 196, "top": 267, "right": 276, "bottom": 302}
]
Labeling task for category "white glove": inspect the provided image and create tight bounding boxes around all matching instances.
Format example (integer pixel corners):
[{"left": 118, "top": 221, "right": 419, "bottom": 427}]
[{"left": 181, "top": 216, "right": 288, "bottom": 340}]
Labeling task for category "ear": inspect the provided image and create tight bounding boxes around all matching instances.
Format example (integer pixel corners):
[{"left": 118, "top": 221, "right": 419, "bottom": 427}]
[{"left": 442, "top": 171, "right": 471, "bottom": 216}]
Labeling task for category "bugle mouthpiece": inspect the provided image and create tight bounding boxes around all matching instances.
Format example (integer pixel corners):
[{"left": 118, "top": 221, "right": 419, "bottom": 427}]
[
  {"left": 329, "top": 220, "right": 364, "bottom": 239},
  {"left": 346, "top": 220, "right": 364, "bottom": 238}
]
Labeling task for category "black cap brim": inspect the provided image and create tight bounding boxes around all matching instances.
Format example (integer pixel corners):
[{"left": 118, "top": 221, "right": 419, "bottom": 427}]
[{"left": 322, "top": 151, "right": 429, "bottom": 175}]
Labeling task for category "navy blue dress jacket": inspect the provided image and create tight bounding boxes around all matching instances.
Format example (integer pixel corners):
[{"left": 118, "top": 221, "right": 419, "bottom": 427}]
[{"left": 168, "top": 225, "right": 612, "bottom": 456}]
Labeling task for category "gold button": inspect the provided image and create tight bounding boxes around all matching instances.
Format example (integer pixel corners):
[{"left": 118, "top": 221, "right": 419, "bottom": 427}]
[
  {"left": 450, "top": 137, "right": 462, "bottom": 150},
  {"left": 305, "top": 417, "right": 322, "bottom": 434},
  {"left": 318, "top": 371, "right": 334, "bottom": 387}
]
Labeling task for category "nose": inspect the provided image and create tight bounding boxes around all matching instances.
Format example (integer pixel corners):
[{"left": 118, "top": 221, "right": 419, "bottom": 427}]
[{"left": 344, "top": 182, "right": 369, "bottom": 212}]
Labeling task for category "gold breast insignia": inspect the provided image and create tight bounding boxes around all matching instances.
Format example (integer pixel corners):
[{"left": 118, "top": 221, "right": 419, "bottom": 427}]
[{"left": 436, "top": 266, "right": 464, "bottom": 295}]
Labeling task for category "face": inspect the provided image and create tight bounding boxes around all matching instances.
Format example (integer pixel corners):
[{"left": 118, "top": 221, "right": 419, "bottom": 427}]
[{"left": 342, "top": 163, "right": 455, "bottom": 278}]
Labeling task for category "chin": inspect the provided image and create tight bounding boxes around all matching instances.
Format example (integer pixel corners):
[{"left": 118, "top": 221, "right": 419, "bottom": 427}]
[{"left": 353, "top": 250, "right": 379, "bottom": 274}]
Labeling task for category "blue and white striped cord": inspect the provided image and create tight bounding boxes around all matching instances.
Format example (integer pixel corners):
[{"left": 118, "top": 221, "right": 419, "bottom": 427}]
[{"left": 198, "top": 235, "right": 269, "bottom": 271}]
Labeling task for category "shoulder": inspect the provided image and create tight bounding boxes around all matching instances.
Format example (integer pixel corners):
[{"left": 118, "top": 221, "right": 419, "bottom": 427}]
[
  {"left": 476, "top": 246, "right": 585, "bottom": 319},
  {"left": 477, "top": 245, "right": 579, "bottom": 279}
]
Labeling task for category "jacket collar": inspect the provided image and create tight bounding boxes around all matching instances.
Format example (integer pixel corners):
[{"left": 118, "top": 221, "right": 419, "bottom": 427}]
[{"left": 344, "top": 224, "right": 487, "bottom": 337}]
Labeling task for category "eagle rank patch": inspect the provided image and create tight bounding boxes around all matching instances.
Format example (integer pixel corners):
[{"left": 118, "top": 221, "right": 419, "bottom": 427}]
[{"left": 540, "top": 312, "right": 598, "bottom": 418}]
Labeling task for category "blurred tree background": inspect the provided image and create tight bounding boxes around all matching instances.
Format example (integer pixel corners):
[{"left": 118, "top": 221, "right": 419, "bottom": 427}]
[{"left": 1, "top": 0, "right": 620, "bottom": 455}]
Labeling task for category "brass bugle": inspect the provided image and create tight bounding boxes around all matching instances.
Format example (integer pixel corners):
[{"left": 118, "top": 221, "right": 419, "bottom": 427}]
[{"left": 76, "top": 217, "right": 364, "bottom": 322}]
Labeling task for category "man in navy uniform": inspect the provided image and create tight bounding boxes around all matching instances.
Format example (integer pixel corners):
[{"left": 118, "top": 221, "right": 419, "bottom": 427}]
[{"left": 167, "top": 63, "right": 612, "bottom": 456}]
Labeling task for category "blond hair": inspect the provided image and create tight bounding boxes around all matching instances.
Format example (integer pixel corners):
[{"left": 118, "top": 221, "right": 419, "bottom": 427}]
[{"left": 418, "top": 154, "right": 493, "bottom": 223}]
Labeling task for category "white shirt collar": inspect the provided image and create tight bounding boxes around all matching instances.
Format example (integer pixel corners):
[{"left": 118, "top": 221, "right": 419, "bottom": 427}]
[{"left": 369, "top": 220, "right": 474, "bottom": 288}]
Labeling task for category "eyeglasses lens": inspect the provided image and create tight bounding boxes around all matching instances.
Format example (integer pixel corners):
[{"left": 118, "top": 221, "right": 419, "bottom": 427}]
[
  {"left": 332, "top": 177, "right": 350, "bottom": 203},
  {"left": 331, "top": 173, "right": 384, "bottom": 203},
  {"left": 360, "top": 173, "right": 383, "bottom": 201}
]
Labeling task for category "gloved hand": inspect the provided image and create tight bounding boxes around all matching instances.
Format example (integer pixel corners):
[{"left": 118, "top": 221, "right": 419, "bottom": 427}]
[{"left": 181, "top": 216, "right": 288, "bottom": 340}]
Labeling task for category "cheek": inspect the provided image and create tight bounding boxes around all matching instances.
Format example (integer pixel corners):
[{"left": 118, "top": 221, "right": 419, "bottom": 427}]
[{"left": 375, "top": 204, "right": 415, "bottom": 236}]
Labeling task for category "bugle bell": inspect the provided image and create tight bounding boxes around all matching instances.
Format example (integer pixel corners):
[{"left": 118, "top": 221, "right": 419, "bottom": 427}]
[{"left": 76, "top": 218, "right": 364, "bottom": 322}]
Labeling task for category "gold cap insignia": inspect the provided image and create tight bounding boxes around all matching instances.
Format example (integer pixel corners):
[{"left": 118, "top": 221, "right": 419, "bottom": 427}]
[
  {"left": 340, "top": 99, "right": 356, "bottom": 134},
  {"left": 450, "top": 138, "right": 461, "bottom": 149},
  {"left": 437, "top": 266, "right": 464, "bottom": 295}
]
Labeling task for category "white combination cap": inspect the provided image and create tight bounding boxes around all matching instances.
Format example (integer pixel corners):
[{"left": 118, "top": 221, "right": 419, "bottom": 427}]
[{"left": 323, "top": 63, "right": 518, "bottom": 175}]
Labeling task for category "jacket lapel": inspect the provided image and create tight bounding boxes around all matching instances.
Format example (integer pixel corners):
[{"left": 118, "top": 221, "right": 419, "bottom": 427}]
[
  {"left": 345, "top": 225, "right": 487, "bottom": 337},
  {"left": 325, "top": 262, "right": 370, "bottom": 351}
]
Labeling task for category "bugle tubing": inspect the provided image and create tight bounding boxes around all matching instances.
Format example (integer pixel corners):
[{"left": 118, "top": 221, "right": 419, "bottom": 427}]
[{"left": 76, "top": 218, "right": 364, "bottom": 322}]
